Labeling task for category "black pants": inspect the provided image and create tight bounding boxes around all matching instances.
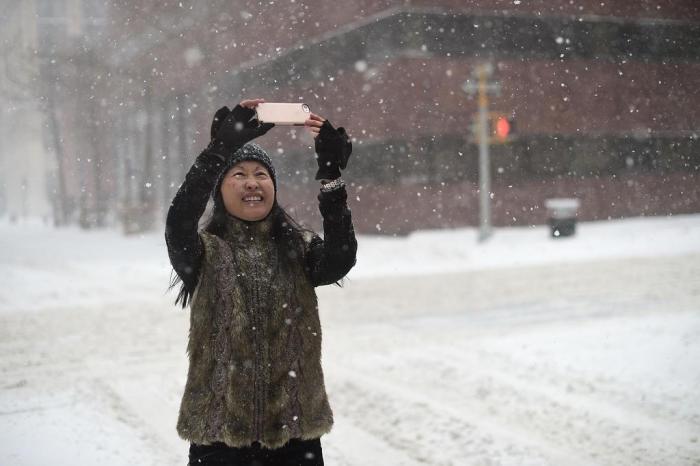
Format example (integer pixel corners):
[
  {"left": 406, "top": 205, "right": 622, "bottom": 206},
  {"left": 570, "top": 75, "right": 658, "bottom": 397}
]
[{"left": 188, "top": 438, "right": 324, "bottom": 466}]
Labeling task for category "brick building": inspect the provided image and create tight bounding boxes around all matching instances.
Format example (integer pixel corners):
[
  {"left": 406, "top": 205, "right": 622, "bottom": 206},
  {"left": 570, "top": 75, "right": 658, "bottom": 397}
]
[{"left": 100, "top": 0, "right": 700, "bottom": 234}]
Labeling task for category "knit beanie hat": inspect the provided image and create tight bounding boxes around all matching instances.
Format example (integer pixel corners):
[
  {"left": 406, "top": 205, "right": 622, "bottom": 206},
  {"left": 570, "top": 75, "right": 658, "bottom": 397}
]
[{"left": 214, "top": 142, "right": 277, "bottom": 190}]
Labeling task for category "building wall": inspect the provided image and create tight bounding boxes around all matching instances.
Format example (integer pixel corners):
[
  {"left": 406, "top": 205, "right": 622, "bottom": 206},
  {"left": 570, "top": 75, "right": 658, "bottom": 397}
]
[{"left": 97, "top": 1, "right": 700, "bottom": 233}]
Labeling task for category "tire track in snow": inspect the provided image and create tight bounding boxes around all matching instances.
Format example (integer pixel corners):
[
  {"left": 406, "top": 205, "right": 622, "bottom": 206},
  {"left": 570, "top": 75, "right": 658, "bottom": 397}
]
[
  {"left": 431, "top": 341, "right": 700, "bottom": 430},
  {"left": 377, "top": 307, "right": 700, "bottom": 431},
  {"left": 326, "top": 366, "right": 580, "bottom": 466},
  {"left": 349, "top": 344, "right": 699, "bottom": 466},
  {"left": 322, "top": 412, "right": 423, "bottom": 466},
  {"left": 0, "top": 350, "right": 184, "bottom": 387},
  {"left": 85, "top": 377, "right": 184, "bottom": 465}
]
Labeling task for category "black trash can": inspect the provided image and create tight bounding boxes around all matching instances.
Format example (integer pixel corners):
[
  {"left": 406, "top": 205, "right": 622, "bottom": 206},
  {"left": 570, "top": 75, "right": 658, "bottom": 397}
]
[{"left": 544, "top": 198, "right": 580, "bottom": 238}]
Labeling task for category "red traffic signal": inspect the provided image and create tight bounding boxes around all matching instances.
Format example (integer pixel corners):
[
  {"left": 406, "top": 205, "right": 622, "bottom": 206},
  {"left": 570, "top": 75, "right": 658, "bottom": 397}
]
[
  {"left": 492, "top": 114, "right": 515, "bottom": 141},
  {"left": 495, "top": 116, "right": 511, "bottom": 139},
  {"left": 471, "top": 112, "right": 517, "bottom": 144}
]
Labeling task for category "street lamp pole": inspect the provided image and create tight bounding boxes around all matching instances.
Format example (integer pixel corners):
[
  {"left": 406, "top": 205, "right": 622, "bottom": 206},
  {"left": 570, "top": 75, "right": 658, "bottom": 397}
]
[
  {"left": 476, "top": 65, "right": 492, "bottom": 242},
  {"left": 462, "top": 63, "right": 498, "bottom": 242}
]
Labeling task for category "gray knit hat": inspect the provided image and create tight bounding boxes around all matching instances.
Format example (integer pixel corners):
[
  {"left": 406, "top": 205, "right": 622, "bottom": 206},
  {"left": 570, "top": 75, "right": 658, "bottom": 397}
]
[{"left": 214, "top": 142, "right": 277, "bottom": 191}]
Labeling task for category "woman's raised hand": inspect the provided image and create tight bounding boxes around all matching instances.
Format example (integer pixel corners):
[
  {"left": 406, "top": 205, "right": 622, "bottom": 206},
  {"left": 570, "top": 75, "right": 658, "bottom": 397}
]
[
  {"left": 304, "top": 112, "right": 325, "bottom": 138},
  {"left": 209, "top": 98, "right": 273, "bottom": 155},
  {"left": 306, "top": 113, "right": 352, "bottom": 181},
  {"left": 239, "top": 98, "right": 266, "bottom": 110}
]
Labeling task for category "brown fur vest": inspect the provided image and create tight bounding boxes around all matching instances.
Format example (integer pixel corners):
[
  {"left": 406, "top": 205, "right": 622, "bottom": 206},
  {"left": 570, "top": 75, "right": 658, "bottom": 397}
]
[{"left": 176, "top": 215, "right": 333, "bottom": 449}]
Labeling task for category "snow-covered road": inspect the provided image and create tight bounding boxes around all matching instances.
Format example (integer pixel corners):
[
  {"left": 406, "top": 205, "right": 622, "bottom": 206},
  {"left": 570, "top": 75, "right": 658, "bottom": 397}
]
[
  {"left": 1, "top": 216, "right": 699, "bottom": 465},
  {"left": 319, "top": 254, "right": 700, "bottom": 465}
]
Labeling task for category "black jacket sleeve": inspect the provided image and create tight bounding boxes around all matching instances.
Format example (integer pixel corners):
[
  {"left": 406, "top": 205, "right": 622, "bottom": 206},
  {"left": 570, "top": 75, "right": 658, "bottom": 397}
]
[
  {"left": 306, "top": 186, "right": 358, "bottom": 287},
  {"left": 165, "top": 150, "right": 225, "bottom": 295}
]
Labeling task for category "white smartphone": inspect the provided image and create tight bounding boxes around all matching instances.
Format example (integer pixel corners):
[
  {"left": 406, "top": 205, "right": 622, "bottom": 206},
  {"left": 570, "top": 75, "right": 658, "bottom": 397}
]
[{"left": 255, "top": 102, "right": 311, "bottom": 125}]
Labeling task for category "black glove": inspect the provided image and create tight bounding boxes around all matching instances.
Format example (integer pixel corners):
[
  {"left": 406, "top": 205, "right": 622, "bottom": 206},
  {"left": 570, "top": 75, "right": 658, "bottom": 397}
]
[
  {"left": 210, "top": 106, "right": 231, "bottom": 139},
  {"left": 314, "top": 120, "right": 352, "bottom": 180},
  {"left": 209, "top": 105, "right": 274, "bottom": 155}
]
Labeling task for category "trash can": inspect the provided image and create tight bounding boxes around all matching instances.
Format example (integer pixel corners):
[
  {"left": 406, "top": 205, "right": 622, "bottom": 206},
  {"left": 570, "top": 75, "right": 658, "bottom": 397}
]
[{"left": 544, "top": 198, "right": 580, "bottom": 238}]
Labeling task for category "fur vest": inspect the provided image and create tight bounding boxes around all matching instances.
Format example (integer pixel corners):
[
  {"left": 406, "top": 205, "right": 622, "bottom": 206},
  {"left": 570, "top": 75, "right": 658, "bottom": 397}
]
[{"left": 176, "top": 215, "right": 333, "bottom": 449}]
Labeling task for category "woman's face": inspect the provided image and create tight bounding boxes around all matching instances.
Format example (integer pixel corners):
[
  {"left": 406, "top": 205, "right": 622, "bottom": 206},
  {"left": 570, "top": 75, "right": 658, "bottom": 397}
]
[{"left": 220, "top": 161, "right": 275, "bottom": 221}]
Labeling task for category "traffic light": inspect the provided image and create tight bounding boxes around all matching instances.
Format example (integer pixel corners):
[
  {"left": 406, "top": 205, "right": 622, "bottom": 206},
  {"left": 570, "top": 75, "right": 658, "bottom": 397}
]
[
  {"left": 470, "top": 112, "right": 516, "bottom": 144},
  {"left": 492, "top": 113, "right": 515, "bottom": 142}
]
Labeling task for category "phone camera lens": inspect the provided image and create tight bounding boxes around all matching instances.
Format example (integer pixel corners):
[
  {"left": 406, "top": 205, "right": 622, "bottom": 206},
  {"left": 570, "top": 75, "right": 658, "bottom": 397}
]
[{"left": 302, "top": 104, "right": 310, "bottom": 113}]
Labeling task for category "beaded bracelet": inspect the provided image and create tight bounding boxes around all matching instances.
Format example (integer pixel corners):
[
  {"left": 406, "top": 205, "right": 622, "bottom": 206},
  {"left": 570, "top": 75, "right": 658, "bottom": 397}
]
[{"left": 319, "top": 178, "right": 345, "bottom": 192}]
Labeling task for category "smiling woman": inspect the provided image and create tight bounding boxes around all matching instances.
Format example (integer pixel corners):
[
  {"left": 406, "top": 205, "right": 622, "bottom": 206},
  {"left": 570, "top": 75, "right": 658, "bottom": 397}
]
[{"left": 164, "top": 99, "right": 356, "bottom": 466}]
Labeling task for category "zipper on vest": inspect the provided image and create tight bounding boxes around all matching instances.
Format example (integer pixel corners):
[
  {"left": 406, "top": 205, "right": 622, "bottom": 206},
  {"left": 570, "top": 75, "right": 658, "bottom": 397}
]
[{"left": 251, "top": 254, "right": 264, "bottom": 442}]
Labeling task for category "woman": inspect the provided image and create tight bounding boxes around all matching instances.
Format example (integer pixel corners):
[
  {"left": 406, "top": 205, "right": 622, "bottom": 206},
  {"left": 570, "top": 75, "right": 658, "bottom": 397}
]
[{"left": 165, "top": 98, "right": 357, "bottom": 465}]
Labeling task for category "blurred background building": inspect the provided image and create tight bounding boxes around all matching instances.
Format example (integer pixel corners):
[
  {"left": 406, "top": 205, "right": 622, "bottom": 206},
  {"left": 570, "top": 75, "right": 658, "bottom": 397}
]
[
  {"left": 0, "top": 0, "right": 106, "bottom": 226},
  {"left": 1, "top": 0, "right": 699, "bottom": 234}
]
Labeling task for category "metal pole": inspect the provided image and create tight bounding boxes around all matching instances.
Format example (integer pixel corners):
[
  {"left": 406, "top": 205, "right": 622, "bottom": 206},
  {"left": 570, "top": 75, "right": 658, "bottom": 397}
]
[{"left": 477, "top": 65, "right": 492, "bottom": 242}]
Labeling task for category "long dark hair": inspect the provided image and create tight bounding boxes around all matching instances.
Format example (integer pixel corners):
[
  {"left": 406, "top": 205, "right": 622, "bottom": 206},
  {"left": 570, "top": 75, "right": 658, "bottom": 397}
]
[{"left": 167, "top": 190, "right": 311, "bottom": 309}]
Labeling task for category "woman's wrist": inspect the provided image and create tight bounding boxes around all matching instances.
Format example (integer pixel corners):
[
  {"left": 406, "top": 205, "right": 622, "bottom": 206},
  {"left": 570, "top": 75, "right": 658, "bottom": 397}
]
[{"left": 319, "top": 178, "right": 345, "bottom": 192}]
